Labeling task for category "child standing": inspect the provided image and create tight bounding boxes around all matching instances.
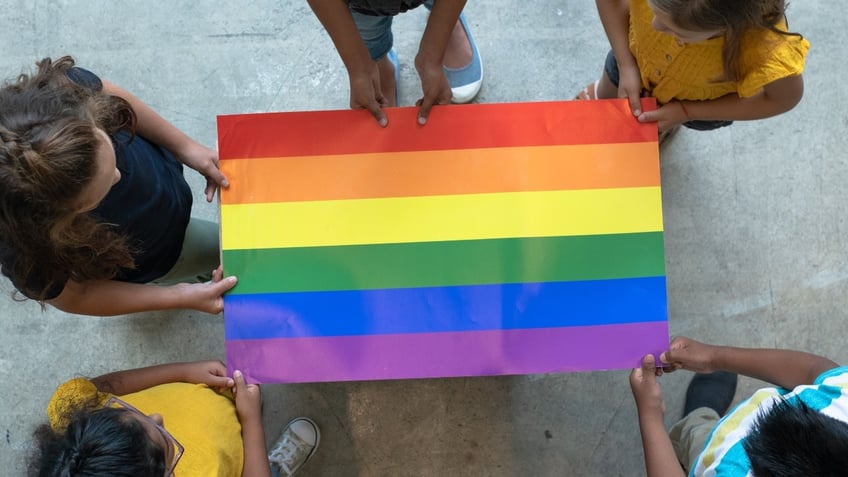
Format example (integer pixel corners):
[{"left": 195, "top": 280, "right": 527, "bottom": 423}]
[
  {"left": 30, "top": 360, "right": 320, "bottom": 476},
  {"left": 580, "top": 0, "right": 809, "bottom": 137},
  {"left": 0, "top": 56, "right": 236, "bottom": 316},
  {"left": 629, "top": 336, "right": 848, "bottom": 476},
  {"left": 308, "top": 0, "right": 483, "bottom": 127}
]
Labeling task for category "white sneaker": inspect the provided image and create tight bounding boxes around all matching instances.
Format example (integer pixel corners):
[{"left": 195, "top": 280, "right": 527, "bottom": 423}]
[{"left": 268, "top": 417, "right": 320, "bottom": 477}]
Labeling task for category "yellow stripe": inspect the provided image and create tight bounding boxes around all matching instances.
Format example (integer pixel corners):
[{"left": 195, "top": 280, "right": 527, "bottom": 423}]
[{"left": 221, "top": 187, "right": 663, "bottom": 250}]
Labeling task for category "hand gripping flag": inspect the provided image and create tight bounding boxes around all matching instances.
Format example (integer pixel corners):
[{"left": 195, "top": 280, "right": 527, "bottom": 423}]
[{"left": 218, "top": 99, "right": 669, "bottom": 383}]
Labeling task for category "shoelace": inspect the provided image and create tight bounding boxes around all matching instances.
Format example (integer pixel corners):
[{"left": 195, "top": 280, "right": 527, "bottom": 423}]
[{"left": 269, "top": 430, "right": 311, "bottom": 476}]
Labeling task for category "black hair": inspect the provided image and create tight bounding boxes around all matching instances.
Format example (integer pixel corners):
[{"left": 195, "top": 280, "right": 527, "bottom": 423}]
[
  {"left": 29, "top": 407, "right": 166, "bottom": 477},
  {"left": 743, "top": 397, "right": 848, "bottom": 476}
]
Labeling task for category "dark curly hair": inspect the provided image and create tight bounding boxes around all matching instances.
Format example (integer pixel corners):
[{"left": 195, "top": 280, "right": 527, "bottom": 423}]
[
  {"left": 0, "top": 56, "right": 137, "bottom": 301},
  {"left": 650, "top": 0, "right": 803, "bottom": 82},
  {"left": 29, "top": 407, "right": 166, "bottom": 477}
]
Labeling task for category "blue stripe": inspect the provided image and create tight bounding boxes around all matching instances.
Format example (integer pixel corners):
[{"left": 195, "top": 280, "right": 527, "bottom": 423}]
[{"left": 224, "top": 276, "right": 667, "bottom": 339}]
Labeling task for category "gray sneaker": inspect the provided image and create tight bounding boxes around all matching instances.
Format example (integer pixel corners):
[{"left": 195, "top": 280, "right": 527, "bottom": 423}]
[{"left": 268, "top": 417, "right": 320, "bottom": 477}]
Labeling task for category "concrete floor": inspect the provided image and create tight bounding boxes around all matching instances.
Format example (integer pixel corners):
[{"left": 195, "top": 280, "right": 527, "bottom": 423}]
[{"left": 1, "top": 1, "right": 844, "bottom": 475}]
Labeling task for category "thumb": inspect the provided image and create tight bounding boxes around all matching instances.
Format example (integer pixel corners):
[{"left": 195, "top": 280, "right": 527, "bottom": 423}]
[
  {"left": 213, "top": 275, "right": 238, "bottom": 293},
  {"left": 637, "top": 109, "right": 657, "bottom": 124},
  {"left": 211, "top": 374, "right": 235, "bottom": 389},
  {"left": 233, "top": 369, "right": 247, "bottom": 393},
  {"left": 629, "top": 93, "right": 643, "bottom": 117},
  {"left": 642, "top": 353, "right": 656, "bottom": 370}
]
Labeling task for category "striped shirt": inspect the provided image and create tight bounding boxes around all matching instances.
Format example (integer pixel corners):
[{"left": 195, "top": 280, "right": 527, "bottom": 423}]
[{"left": 691, "top": 367, "right": 848, "bottom": 476}]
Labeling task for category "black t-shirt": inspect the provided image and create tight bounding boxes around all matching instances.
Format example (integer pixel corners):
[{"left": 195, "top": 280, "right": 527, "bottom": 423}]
[
  {"left": 0, "top": 67, "right": 192, "bottom": 299},
  {"left": 348, "top": 0, "right": 426, "bottom": 16}
]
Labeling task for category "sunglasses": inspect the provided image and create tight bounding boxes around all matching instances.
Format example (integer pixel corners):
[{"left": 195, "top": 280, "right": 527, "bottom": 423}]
[{"left": 103, "top": 397, "right": 184, "bottom": 476}]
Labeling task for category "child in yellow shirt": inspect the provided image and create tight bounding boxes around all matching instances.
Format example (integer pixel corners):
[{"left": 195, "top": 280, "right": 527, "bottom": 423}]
[
  {"left": 579, "top": 0, "right": 809, "bottom": 139},
  {"left": 29, "top": 361, "right": 319, "bottom": 476}
]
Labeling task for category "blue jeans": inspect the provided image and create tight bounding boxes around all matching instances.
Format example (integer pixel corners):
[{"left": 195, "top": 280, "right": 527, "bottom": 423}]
[
  {"left": 350, "top": 10, "right": 395, "bottom": 61},
  {"left": 603, "top": 50, "right": 732, "bottom": 131}
]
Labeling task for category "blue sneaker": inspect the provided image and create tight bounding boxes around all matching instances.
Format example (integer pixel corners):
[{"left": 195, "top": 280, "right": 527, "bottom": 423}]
[
  {"left": 386, "top": 48, "right": 400, "bottom": 105},
  {"left": 423, "top": 2, "right": 483, "bottom": 103}
]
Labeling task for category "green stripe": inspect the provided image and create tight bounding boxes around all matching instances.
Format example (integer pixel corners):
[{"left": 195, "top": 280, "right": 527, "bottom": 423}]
[{"left": 223, "top": 232, "right": 665, "bottom": 295}]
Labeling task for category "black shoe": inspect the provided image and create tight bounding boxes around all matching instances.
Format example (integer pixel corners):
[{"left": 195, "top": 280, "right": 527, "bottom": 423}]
[{"left": 683, "top": 371, "right": 738, "bottom": 417}]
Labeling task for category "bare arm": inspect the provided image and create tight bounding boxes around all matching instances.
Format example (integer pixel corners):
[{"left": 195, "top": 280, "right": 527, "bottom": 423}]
[
  {"left": 595, "top": 0, "right": 643, "bottom": 114},
  {"left": 661, "top": 336, "right": 838, "bottom": 389},
  {"left": 640, "top": 75, "right": 805, "bottom": 131},
  {"left": 48, "top": 274, "right": 236, "bottom": 316},
  {"left": 679, "top": 74, "right": 804, "bottom": 121},
  {"left": 101, "top": 80, "right": 227, "bottom": 201},
  {"left": 91, "top": 361, "right": 233, "bottom": 395},
  {"left": 414, "top": 0, "right": 466, "bottom": 123},
  {"left": 307, "top": 0, "right": 388, "bottom": 126},
  {"left": 233, "top": 371, "right": 272, "bottom": 477},
  {"left": 630, "top": 355, "right": 686, "bottom": 477}
]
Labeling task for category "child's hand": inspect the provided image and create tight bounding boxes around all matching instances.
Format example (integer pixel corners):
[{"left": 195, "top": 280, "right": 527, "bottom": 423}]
[
  {"left": 349, "top": 67, "right": 389, "bottom": 127},
  {"left": 174, "top": 265, "right": 237, "bottom": 314},
  {"left": 175, "top": 141, "right": 230, "bottom": 202},
  {"left": 637, "top": 101, "right": 688, "bottom": 132},
  {"left": 617, "top": 63, "right": 644, "bottom": 117},
  {"left": 414, "top": 55, "right": 452, "bottom": 125},
  {"left": 233, "top": 369, "right": 263, "bottom": 422},
  {"left": 660, "top": 336, "right": 720, "bottom": 374},
  {"left": 183, "top": 360, "right": 234, "bottom": 393},
  {"left": 629, "top": 354, "right": 666, "bottom": 417}
]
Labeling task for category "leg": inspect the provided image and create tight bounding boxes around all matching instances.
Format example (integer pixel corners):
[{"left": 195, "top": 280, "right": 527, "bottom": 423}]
[
  {"left": 668, "top": 407, "right": 721, "bottom": 472},
  {"left": 154, "top": 217, "right": 220, "bottom": 284},
  {"left": 423, "top": 0, "right": 483, "bottom": 103},
  {"left": 350, "top": 10, "right": 397, "bottom": 105},
  {"left": 576, "top": 50, "right": 619, "bottom": 100},
  {"left": 670, "top": 371, "right": 738, "bottom": 471},
  {"left": 597, "top": 49, "right": 621, "bottom": 98}
]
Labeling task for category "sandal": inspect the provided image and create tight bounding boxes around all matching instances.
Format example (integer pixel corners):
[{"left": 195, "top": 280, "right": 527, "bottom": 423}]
[{"left": 575, "top": 79, "right": 600, "bottom": 100}]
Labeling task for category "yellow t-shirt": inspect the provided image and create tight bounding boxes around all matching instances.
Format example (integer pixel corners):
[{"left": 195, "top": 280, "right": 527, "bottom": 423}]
[
  {"left": 47, "top": 378, "right": 244, "bottom": 477},
  {"left": 628, "top": 0, "right": 810, "bottom": 103}
]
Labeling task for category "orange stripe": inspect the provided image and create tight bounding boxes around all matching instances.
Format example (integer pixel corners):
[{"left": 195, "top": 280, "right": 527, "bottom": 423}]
[
  {"left": 220, "top": 142, "right": 659, "bottom": 204},
  {"left": 217, "top": 99, "right": 657, "bottom": 160}
]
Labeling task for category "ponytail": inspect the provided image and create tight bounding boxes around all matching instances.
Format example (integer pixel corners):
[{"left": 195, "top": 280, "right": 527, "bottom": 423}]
[{"left": 30, "top": 407, "right": 165, "bottom": 477}]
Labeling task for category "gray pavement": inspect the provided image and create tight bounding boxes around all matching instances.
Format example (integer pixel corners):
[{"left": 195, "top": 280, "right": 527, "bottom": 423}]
[{"left": 0, "top": 1, "right": 844, "bottom": 476}]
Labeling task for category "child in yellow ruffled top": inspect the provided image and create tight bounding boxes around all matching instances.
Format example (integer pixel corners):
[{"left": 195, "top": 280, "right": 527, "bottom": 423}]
[{"left": 578, "top": 0, "right": 809, "bottom": 139}]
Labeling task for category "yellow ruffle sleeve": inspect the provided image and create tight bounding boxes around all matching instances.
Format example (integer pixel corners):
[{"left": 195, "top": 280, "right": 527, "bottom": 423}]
[{"left": 737, "top": 31, "right": 810, "bottom": 98}]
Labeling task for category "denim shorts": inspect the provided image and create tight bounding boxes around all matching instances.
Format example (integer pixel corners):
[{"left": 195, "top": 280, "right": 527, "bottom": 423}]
[
  {"left": 604, "top": 50, "right": 732, "bottom": 131},
  {"left": 351, "top": 10, "right": 395, "bottom": 61}
]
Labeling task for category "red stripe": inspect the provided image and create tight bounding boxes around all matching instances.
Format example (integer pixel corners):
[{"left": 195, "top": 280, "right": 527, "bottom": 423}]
[{"left": 217, "top": 99, "right": 657, "bottom": 159}]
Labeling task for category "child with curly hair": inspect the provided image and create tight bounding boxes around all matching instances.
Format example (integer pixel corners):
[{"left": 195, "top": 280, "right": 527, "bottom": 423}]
[{"left": 0, "top": 56, "right": 236, "bottom": 316}]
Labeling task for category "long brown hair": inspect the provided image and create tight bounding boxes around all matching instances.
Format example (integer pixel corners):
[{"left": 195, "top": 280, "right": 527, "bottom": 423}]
[
  {"left": 0, "top": 56, "right": 137, "bottom": 301},
  {"left": 650, "top": 0, "right": 803, "bottom": 82}
]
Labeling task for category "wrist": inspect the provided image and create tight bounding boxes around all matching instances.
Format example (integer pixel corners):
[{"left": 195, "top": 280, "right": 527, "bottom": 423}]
[
  {"left": 708, "top": 345, "right": 729, "bottom": 372},
  {"left": 238, "top": 409, "right": 263, "bottom": 425},
  {"left": 676, "top": 101, "right": 691, "bottom": 121},
  {"left": 637, "top": 402, "right": 665, "bottom": 419},
  {"left": 415, "top": 43, "right": 445, "bottom": 70}
]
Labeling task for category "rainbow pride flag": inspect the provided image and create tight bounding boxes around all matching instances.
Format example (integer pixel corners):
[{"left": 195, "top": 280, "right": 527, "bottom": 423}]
[{"left": 218, "top": 100, "right": 668, "bottom": 384}]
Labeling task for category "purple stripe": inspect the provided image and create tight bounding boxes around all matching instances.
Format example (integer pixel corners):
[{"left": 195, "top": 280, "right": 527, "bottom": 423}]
[{"left": 226, "top": 321, "right": 669, "bottom": 383}]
